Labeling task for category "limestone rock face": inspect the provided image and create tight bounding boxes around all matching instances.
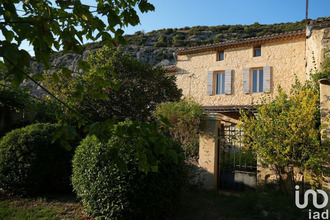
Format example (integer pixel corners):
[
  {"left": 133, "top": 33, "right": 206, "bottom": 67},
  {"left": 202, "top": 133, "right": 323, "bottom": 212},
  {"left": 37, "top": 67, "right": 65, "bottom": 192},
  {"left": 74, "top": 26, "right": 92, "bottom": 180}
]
[
  {"left": 26, "top": 45, "right": 178, "bottom": 97},
  {"left": 30, "top": 45, "right": 177, "bottom": 75}
]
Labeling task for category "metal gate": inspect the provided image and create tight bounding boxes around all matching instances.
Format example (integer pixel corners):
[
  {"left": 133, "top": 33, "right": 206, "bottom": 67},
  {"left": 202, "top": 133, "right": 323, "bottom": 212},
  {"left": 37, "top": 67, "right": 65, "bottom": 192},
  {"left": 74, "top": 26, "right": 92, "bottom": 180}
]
[{"left": 217, "top": 124, "right": 257, "bottom": 191}]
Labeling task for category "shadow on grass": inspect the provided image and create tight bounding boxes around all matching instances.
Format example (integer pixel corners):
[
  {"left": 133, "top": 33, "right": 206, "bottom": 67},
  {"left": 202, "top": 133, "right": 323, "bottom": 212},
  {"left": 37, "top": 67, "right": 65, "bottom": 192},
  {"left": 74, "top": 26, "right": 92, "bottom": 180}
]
[
  {"left": 172, "top": 187, "right": 308, "bottom": 220},
  {"left": 0, "top": 188, "right": 315, "bottom": 220}
]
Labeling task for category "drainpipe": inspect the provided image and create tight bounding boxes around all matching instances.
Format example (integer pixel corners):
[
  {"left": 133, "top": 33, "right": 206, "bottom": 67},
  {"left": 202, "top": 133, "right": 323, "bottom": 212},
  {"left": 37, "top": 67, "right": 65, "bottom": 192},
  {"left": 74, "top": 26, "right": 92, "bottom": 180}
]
[
  {"left": 173, "top": 52, "right": 177, "bottom": 65},
  {"left": 306, "top": 25, "right": 313, "bottom": 39}
]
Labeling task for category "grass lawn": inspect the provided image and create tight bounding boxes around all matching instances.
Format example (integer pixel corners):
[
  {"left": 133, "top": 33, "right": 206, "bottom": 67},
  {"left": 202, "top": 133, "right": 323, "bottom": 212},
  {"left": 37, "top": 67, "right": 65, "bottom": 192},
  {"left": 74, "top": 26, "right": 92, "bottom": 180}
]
[
  {"left": 0, "top": 188, "right": 310, "bottom": 220},
  {"left": 0, "top": 192, "right": 92, "bottom": 220}
]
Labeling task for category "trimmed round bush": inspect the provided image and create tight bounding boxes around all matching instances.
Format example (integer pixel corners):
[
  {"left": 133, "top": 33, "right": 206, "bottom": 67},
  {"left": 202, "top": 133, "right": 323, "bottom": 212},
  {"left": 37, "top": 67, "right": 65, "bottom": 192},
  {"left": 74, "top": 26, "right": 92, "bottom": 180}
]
[
  {"left": 0, "top": 123, "right": 74, "bottom": 196},
  {"left": 72, "top": 131, "right": 187, "bottom": 219}
]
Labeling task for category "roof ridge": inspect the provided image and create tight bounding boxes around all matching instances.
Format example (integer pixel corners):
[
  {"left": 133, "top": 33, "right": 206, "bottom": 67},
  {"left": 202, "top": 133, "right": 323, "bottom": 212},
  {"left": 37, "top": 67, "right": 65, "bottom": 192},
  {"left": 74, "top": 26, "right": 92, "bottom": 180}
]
[
  {"left": 177, "top": 30, "right": 305, "bottom": 54},
  {"left": 308, "top": 16, "right": 330, "bottom": 25}
]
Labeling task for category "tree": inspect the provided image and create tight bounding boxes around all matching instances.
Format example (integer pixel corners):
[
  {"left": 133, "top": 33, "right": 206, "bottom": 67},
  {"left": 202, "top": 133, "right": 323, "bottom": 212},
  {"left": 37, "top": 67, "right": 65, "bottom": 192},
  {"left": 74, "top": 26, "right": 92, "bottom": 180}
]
[
  {"left": 239, "top": 83, "right": 329, "bottom": 193},
  {"left": 173, "top": 34, "right": 185, "bottom": 47},
  {"left": 153, "top": 99, "right": 206, "bottom": 158},
  {"left": 0, "top": 0, "right": 155, "bottom": 87},
  {"left": 154, "top": 34, "right": 167, "bottom": 47},
  {"left": 0, "top": 84, "right": 60, "bottom": 137},
  {"left": 44, "top": 47, "right": 182, "bottom": 122},
  {"left": 0, "top": 0, "right": 181, "bottom": 175}
]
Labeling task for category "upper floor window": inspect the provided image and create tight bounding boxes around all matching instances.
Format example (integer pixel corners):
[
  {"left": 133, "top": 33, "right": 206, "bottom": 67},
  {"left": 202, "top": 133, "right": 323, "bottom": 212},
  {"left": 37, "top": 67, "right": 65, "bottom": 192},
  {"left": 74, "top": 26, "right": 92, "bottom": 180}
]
[
  {"left": 253, "top": 46, "right": 261, "bottom": 57},
  {"left": 218, "top": 51, "right": 224, "bottom": 61},
  {"left": 243, "top": 66, "right": 271, "bottom": 94},
  {"left": 252, "top": 69, "right": 263, "bottom": 93},
  {"left": 207, "top": 70, "right": 232, "bottom": 95},
  {"left": 215, "top": 72, "right": 225, "bottom": 94}
]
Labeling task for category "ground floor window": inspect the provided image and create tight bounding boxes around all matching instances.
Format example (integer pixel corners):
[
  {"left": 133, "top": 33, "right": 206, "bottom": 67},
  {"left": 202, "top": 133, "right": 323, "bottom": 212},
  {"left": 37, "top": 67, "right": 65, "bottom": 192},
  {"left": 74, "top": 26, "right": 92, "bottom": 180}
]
[
  {"left": 215, "top": 72, "right": 225, "bottom": 95},
  {"left": 252, "top": 68, "right": 263, "bottom": 93}
]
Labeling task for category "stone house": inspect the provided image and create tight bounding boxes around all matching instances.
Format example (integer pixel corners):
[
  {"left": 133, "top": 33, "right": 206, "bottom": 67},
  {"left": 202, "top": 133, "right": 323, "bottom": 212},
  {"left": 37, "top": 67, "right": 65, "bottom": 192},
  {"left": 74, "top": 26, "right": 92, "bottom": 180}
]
[{"left": 167, "top": 17, "right": 330, "bottom": 190}]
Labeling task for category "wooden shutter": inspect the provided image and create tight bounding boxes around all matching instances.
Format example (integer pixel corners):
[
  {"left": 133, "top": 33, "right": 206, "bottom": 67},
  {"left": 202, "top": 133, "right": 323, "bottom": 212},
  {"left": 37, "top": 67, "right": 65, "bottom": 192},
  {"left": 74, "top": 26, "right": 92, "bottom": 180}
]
[
  {"left": 263, "top": 66, "right": 271, "bottom": 92},
  {"left": 207, "top": 71, "right": 214, "bottom": 95},
  {"left": 225, "top": 69, "right": 232, "bottom": 94},
  {"left": 243, "top": 68, "right": 250, "bottom": 94}
]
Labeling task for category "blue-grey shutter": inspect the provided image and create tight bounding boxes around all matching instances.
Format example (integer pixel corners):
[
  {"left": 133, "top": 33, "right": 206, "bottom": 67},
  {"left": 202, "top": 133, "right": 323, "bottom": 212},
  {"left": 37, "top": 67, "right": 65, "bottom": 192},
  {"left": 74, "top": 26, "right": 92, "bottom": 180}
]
[
  {"left": 225, "top": 69, "right": 232, "bottom": 94},
  {"left": 243, "top": 68, "right": 250, "bottom": 93},
  {"left": 263, "top": 66, "right": 271, "bottom": 93},
  {"left": 207, "top": 71, "right": 214, "bottom": 95}
]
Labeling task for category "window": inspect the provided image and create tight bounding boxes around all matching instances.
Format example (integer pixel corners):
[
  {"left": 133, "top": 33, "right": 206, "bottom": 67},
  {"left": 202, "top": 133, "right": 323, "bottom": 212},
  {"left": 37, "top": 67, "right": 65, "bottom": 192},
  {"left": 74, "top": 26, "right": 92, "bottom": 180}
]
[
  {"left": 252, "top": 69, "right": 263, "bottom": 93},
  {"left": 243, "top": 66, "right": 271, "bottom": 94},
  {"left": 253, "top": 46, "right": 261, "bottom": 57},
  {"left": 218, "top": 51, "right": 224, "bottom": 61},
  {"left": 215, "top": 72, "right": 225, "bottom": 94},
  {"left": 207, "top": 70, "right": 232, "bottom": 95}
]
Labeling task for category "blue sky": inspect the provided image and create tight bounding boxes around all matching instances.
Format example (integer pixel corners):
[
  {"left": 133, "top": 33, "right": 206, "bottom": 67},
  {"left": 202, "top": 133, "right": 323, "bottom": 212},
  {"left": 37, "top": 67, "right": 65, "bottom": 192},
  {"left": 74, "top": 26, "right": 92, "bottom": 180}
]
[
  {"left": 123, "top": 0, "right": 330, "bottom": 34},
  {"left": 4, "top": 0, "right": 329, "bottom": 55}
]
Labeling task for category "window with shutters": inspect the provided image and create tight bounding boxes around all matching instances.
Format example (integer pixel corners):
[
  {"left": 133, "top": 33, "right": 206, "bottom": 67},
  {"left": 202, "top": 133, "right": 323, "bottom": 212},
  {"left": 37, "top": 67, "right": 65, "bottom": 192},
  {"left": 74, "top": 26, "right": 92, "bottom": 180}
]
[
  {"left": 215, "top": 72, "right": 225, "bottom": 94},
  {"left": 207, "top": 70, "right": 232, "bottom": 95},
  {"left": 243, "top": 66, "right": 271, "bottom": 94}
]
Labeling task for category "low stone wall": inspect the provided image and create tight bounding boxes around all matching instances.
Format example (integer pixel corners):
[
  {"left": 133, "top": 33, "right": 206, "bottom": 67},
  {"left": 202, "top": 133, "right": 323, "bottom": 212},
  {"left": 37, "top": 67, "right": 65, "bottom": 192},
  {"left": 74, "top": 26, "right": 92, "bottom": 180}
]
[{"left": 186, "top": 159, "right": 210, "bottom": 188}]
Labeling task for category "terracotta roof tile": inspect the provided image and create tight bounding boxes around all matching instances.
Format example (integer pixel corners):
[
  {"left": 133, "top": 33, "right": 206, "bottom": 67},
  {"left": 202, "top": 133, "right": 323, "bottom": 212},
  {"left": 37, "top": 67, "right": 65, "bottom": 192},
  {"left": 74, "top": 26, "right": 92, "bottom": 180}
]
[
  {"left": 177, "top": 31, "right": 305, "bottom": 55},
  {"left": 308, "top": 16, "right": 330, "bottom": 25},
  {"left": 203, "top": 105, "right": 257, "bottom": 113}
]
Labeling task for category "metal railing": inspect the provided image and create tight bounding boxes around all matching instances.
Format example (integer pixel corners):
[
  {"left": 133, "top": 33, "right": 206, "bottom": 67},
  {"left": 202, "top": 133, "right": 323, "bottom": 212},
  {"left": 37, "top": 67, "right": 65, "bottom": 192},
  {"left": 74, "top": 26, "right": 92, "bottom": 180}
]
[{"left": 218, "top": 124, "right": 257, "bottom": 172}]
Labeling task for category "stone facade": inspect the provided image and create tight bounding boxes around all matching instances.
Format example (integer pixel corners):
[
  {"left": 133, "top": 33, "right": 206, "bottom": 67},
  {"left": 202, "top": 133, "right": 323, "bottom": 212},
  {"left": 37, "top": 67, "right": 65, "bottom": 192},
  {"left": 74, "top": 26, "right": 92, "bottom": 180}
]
[
  {"left": 174, "top": 32, "right": 307, "bottom": 189},
  {"left": 319, "top": 78, "right": 330, "bottom": 191},
  {"left": 320, "top": 78, "right": 330, "bottom": 140},
  {"left": 306, "top": 19, "right": 330, "bottom": 191},
  {"left": 175, "top": 37, "right": 306, "bottom": 107},
  {"left": 172, "top": 19, "right": 330, "bottom": 190},
  {"left": 306, "top": 20, "right": 330, "bottom": 74}
]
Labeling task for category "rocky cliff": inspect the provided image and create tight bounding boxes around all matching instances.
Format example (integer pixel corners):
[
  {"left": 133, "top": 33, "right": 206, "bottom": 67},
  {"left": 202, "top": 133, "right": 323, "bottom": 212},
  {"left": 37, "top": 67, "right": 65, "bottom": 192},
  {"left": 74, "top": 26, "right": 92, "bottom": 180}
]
[
  {"left": 26, "top": 19, "right": 309, "bottom": 96},
  {"left": 30, "top": 19, "right": 308, "bottom": 75},
  {"left": 30, "top": 46, "right": 178, "bottom": 77}
]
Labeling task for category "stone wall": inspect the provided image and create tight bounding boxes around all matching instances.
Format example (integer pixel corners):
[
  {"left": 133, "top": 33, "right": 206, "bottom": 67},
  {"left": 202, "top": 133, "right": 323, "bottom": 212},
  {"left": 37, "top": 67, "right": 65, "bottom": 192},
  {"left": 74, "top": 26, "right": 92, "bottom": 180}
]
[
  {"left": 175, "top": 37, "right": 306, "bottom": 107},
  {"left": 197, "top": 114, "right": 238, "bottom": 189},
  {"left": 306, "top": 23, "right": 330, "bottom": 190},
  {"left": 306, "top": 26, "right": 330, "bottom": 74},
  {"left": 198, "top": 115, "right": 219, "bottom": 189},
  {"left": 319, "top": 79, "right": 330, "bottom": 191},
  {"left": 320, "top": 79, "right": 330, "bottom": 139}
]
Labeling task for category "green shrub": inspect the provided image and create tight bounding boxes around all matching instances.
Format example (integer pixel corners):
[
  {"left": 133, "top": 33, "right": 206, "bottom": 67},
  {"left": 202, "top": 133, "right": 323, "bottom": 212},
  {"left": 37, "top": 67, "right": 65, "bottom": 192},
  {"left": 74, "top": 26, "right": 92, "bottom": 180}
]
[
  {"left": 0, "top": 85, "right": 60, "bottom": 137},
  {"left": 44, "top": 47, "right": 182, "bottom": 123},
  {"left": 154, "top": 41, "right": 166, "bottom": 47},
  {"left": 72, "top": 123, "right": 188, "bottom": 219},
  {"left": 153, "top": 99, "right": 206, "bottom": 158},
  {"left": 0, "top": 123, "right": 74, "bottom": 196}
]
